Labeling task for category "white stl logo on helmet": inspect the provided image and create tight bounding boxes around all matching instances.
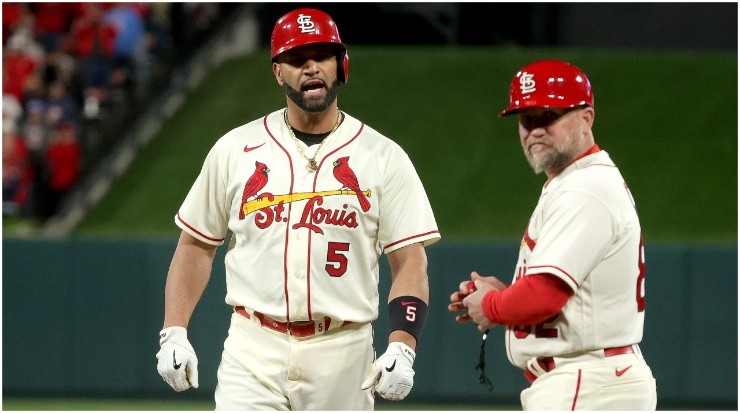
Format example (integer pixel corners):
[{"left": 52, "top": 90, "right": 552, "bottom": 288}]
[
  {"left": 519, "top": 72, "right": 536, "bottom": 94},
  {"left": 297, "top": 14, "right": 317, "bottom": 33}
]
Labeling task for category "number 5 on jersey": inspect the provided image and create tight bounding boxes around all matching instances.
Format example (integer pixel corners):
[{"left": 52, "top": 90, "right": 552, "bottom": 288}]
[{"left": 326, "top": 242, "right": 350, "bottom": 277}]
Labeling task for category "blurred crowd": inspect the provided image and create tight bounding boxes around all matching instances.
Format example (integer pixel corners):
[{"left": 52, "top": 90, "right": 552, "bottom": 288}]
[{"left": 3, "top": 2, "right": 229, "bottom": 223}]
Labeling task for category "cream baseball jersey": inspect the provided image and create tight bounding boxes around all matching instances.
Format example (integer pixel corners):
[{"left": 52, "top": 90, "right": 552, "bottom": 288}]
[
  {"left": 175, "top": 109, "right": 440, "bottom": 324},
  {"left": 506, "top": 150, "right": 645, "bottom": 368}
]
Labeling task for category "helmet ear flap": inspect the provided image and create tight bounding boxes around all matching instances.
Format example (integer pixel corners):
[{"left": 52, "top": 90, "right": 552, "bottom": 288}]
[{"left": 340, "top": 52, "right": 349, "bottom": 83}]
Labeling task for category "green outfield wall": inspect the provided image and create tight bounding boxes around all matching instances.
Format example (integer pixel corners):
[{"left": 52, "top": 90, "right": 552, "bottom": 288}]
[
  {"left": 72, "top": 47, "right": 738, "bottom": 243},
  {"left": 2, "top": 237, "right": 736, "bottom": 408}
]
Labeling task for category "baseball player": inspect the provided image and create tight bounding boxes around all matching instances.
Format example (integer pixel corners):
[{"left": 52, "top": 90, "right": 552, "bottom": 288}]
[
  {"left": 155, "top": 8, "right": 440, "bottom": 410},
  {"left": 448, "top": 60, "right": 657, "bottom": 410}
]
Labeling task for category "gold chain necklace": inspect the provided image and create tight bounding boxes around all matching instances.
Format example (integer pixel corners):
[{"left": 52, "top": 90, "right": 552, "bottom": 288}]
[{"left": 284, "top": 109, "right": 341, "bottom": 171}]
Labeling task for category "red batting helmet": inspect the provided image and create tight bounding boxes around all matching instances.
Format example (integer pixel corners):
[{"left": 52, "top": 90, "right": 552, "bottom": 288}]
[
  {"left": 500, "top": 60, "right": 594, "bottom": 117},
  {"left": 271, "top": 8, "right": 349, "bottom": 83}
]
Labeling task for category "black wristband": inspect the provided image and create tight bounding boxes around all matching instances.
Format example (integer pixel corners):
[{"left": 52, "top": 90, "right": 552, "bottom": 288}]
[{"left": 388, "top": 296, "right": 428, "bottom": 341}]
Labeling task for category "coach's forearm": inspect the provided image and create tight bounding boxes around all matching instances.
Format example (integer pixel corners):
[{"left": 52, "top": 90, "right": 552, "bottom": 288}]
[
  {"left": 163, "top": 231, "right": 217, "bottom": 329},
  {"left": 482, "top": 273, "right": 571, "bottom": 326}
]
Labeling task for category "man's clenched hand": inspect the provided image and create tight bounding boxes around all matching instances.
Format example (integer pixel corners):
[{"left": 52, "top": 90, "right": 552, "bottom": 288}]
[
  {"left": 361, "top": 342, "right": 416, "bottom": 401},
  {"left": 156, "top": 326, "right": 199, "bottom": 392}
]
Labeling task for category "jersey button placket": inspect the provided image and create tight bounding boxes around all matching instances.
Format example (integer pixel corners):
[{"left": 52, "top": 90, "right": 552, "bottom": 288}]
[{"left": 286, "top": 198, "right": 310, "bottom": 330}]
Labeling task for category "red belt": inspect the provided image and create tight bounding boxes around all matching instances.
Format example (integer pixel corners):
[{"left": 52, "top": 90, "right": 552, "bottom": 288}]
[
  {"left": 524, "top": 345, "right": 635, "bottom": 383},
  {"left": 235, "top": 306, "right": 351, "bottom": 338}
]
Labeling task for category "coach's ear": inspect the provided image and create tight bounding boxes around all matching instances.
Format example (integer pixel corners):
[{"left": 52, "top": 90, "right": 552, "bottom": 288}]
[
  {"left": 273, "top": 62, "right": 284, "bottom": 86},
  {"left": 580, "top": 106, "right": 595, "bottom": 128}
]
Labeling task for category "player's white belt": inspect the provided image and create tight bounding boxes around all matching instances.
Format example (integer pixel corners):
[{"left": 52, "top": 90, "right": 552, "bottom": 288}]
[
  {"left": 234, "top": 306, "right": 353, "bottom": 338},
  {"left": 524, "top": 344, "right": 640, "bottom": 383}
]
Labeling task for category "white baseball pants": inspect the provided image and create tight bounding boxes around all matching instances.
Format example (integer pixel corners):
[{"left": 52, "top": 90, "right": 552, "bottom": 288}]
[{"left": 214, "top": 311, "right": 375, "bottom": 410}]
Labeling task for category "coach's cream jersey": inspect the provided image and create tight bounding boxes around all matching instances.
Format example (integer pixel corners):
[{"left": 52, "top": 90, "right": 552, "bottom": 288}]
[
  {"left": 176, "top": 109, "right": 440, "bottom": 324},
  {"left": 506, "top": 150, "right": 645, "bottom": 369}
]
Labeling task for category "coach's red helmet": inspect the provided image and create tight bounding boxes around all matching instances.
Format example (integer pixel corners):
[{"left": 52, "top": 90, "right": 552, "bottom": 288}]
[
  {"left": 271, "top": 8, "right": 349, "bottom": 83},
  {"left": 500, "top": 60, "right": 593, "bottom": 117}
]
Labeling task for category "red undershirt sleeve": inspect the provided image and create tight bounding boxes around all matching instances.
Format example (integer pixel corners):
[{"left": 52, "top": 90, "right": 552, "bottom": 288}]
[{"left": 481, "top": 273, "right": 573, "bottom": 326}]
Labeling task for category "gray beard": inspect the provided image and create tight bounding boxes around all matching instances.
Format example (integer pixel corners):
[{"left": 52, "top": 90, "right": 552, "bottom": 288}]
[
  {"left": 524, "top": 132, "right": 583, "bottom": 175},
  {"left": 284, "top": 79, "right": 341, "bottom": 113},
  {"left": 526, "top": 149, "right": 574, "bottom": 174}
]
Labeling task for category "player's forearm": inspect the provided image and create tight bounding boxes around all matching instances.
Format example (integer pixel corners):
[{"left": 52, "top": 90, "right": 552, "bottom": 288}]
[
  {"left": 387, "top": 273, "right": 428, "bottom": 350},
  {"left": 482, "top": 273, "right": 572, "bottom": 326},
  {"left": 387, "top": 243, "right": 429, "bottom": 302},
  {"left": 386, "top": 243, "right": 430, "bottom": 349},
  {"left": 163, "top": 232, "right": 217, "bottom": 328}
]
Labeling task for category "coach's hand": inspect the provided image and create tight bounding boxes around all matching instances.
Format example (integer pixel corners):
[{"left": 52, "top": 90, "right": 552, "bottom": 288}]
[
  {"left": 156, "top": 326, "right": 199, "bottom": 392},
  {"left": 361, "top": 342, "right": 415, "bottom": 401}
]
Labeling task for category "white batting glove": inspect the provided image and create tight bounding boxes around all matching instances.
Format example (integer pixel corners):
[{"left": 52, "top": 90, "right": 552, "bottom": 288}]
[
  {"left": 156, "top": 326, "right": 199, "bottom": 392},
  {"left": 361, "top": 342, "right": 416, "bottom": 401}
]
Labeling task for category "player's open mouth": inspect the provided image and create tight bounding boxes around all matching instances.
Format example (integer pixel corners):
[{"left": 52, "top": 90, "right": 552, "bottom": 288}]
[{"left": 302, "top": 80, "right": 326, "bottom": 98}]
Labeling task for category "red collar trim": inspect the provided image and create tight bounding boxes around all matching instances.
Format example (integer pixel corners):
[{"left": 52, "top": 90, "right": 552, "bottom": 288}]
[
  {"left": 544, "top": 144, "right": 601, "bottom": 186},
  {"left": 575, "top": 144, "right": 601, "bottom": 161}
]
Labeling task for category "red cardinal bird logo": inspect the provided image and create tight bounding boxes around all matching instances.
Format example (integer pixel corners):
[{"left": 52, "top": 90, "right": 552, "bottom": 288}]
[
  {"left": 239, "top": 161, "right": 269, "bottom": 219},
  {"left": 333, "top": 156, "right": 370, "bottom": 212}
]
